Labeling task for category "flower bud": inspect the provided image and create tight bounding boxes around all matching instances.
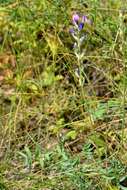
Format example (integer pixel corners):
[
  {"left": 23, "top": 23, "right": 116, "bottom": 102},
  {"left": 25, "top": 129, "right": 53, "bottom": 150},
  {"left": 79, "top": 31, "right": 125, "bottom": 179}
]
[{"left": 72, "top": 14, "right": 80, "bottom": 24}]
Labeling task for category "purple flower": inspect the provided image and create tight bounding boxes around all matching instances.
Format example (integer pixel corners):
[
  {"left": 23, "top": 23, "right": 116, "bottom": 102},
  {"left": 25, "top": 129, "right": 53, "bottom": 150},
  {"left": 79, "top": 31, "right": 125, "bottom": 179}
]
[
  {"left": 82, "top": 15, "right": 87, "bottom": 22},
  {"left": 82, "top": 15, "right": 92, "bottom": 24},
  {"left": 78, "top": 23, "right": 84, "bottom": 30},
  {"left": 69, "top": 28, "right": 75, "bottom": 34},
  {"left": 72, "top": 14, "right": 79, "bottom": 24},
  {"left": 70, "top": 14, "right": 92, "bottom": 35}
]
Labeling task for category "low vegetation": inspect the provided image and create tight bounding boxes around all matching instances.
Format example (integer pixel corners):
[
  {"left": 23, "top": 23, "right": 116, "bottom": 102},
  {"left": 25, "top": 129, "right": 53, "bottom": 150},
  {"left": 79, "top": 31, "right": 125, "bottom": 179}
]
[{"left": 0, "top": 0, "right": 127, "bottom": 189}]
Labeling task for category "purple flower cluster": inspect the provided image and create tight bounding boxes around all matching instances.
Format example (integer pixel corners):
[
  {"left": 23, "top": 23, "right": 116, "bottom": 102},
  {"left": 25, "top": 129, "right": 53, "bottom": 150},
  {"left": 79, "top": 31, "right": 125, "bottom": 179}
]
[
  {"left": 69, "top": 13, "right": 92, "bottom": 85},
  {"left": 70, "top": 13, "right": 91, "bottom": 32}
]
